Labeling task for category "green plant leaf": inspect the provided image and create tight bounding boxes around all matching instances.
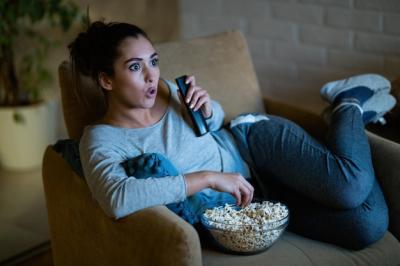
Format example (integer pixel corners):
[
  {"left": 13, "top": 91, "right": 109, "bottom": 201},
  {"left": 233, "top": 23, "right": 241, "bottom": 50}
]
[{"left": 1, "top": 0, "right": 83, "bottom": 106}]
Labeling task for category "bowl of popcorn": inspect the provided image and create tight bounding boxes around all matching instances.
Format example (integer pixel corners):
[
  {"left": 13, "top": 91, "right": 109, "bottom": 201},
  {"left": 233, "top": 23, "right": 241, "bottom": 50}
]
[{"left": 200, "top": 200, "right": 289, "bottom": 255}]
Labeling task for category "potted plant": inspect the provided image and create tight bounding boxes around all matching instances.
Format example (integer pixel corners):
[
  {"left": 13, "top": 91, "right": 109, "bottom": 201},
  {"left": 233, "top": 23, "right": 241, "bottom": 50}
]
[{"left": 0, "top": 0, "right": 85, "bottom": 170}]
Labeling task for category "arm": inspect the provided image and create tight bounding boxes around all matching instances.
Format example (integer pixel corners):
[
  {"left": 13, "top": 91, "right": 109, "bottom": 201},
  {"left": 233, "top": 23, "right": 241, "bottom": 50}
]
[
  {"left": 80, "top": 138, "right": 187, "bottom": 219},
  {"left": 185, "top": 170, "right": 254, "bottom": 208},
  {"left": 81, "top": 142, "right": 253, "bottom": 216}
]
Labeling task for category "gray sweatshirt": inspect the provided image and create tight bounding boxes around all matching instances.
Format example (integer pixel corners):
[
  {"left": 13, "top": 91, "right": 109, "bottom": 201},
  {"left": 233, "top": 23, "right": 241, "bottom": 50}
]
[{"left": 79, "top": 79, "right": 251, "bottom": 219}]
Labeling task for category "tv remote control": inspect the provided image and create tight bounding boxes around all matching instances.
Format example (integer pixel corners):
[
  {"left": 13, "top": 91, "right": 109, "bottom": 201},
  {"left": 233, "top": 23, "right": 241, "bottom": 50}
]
[{"left": 175, "top": 75, "right": 209, "bottom": 136}]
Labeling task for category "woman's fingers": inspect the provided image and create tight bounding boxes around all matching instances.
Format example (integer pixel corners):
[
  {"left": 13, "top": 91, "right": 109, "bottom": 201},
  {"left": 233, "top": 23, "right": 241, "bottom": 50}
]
[
  {"left": 239, "top": 177, "right": 254, "bottom": 207},
  {"left": 184, "top": 75, "right": 196, "bottom": 103},
  {"left": 186, "top": 85, "right": 202, "bottom": 107},
  {"left": 185, "top": 75, "right": 196, "bottom": 86},
  {"left": 193, "top": 92, "right": 208, "bottom": 111},
  {"left": 210, "top": 172, "right": 255, "bottom": 208},
  {"left": 181, "top": 75, "right": 213, "bottom": 118},
  {"left": 240, "top": 184, "right": 252, "bottom": 208},
  {"left": 233, "top": 189, "right": 241, "bottom": 206},
  {"left": 188, "top": 87, "right": 204, "bottom": 108},
  {"left": 244, "top": 180, "right": 254, "bottom": 205},
  {"left": 184, "top": 75, "right": 206, "bottom": 108}
]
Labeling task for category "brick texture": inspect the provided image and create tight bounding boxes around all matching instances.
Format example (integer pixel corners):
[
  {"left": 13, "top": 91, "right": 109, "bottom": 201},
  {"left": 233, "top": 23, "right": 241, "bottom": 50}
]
[
  {"left": 180, "top": 0, "right": 400, "bottom": 113},
  {"left": 299, "top": 0, "right": 351, "bottom": 8},
  {"left": 325, "top": 8, "right": 382, "bottom": 32},
  {"left": 271, "top": 2, "right": 323, "bottom": 25},
  {"left": 355, "top": 32, "right": 400, "bottom": 55},
  {"left": 384, "top": 13, "right": 400, "bottom": 35},
  {"left": 248, "top": 18, "right": 295, "bottom": 42},
  {"left": 327, "top": 50, "right": 383, "bottom": 71},
  {"left": 299, "top": 25, "right": 351, "bottom": 49},
  {"left": 272, "top": 42, "right": 326, "bottom": 66},
  {"left": 222, "top": 0, "right": 271, "bottom": 17},
  {"left": 354, "top": 0, "right": 400, "bottom": 12}
]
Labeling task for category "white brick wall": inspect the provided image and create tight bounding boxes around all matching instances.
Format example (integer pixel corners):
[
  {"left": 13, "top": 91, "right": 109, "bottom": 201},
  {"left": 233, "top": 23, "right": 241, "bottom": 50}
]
[
  {"left": 180, "top": 0, "right": 400, "bottom": 113},
  {"left": 384, "top": 13, "right": 400, "bottom": 34},
  {"left": 325, "top": 8, "right": 382, "bottom": 32},
  {"left": 299, "top": 25, "right": 351, "bottom": 49},
  {"left": 354, "top": 0, "right": 400, "bottom": 12}
]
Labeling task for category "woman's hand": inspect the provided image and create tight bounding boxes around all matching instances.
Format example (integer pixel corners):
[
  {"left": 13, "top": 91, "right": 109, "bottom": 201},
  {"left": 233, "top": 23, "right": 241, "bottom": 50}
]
[
  {"left": 208, "top": 172, "right": 254, "bottom": 208},
  {"left": 180, "top": 75, "right": 213, "bottom": 119},
  {"left": 184, "top": 171, "right": 254, "bottom": 208}
]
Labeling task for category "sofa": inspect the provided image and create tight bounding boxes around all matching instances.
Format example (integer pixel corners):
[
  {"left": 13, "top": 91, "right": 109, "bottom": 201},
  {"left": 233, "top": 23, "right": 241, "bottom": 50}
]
[
  {"left": 42, "top": 30, "right": 400, "bottom": 265},
  {"left": 366, "top": 77, "right": 400, "bottom": 144}
]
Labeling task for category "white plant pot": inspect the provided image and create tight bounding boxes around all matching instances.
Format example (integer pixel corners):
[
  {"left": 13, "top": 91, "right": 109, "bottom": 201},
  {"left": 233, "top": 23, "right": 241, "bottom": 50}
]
[{"left": 0, "top": 99, "right": 58, "bottom": 171}]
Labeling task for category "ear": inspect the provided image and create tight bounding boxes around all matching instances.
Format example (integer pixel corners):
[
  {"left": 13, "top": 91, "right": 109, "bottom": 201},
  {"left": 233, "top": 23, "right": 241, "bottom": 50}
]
[{"left": 98, "top": 72, "right": 113, "bottom": 91}]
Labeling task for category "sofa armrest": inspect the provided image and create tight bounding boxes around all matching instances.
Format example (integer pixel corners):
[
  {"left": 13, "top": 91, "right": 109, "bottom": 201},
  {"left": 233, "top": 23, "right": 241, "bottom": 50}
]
[
  {"left": 366, "top": 132, "right": 400, "bottom": 240},
  {"left": 42, "top": 146, "right": 202, "bottom": 266},
  {"left": 263, "top": 97, "right": 327, "bottom": 140},
  {"left": 263, "top": 97, "right": 400, "bottom": 241}
]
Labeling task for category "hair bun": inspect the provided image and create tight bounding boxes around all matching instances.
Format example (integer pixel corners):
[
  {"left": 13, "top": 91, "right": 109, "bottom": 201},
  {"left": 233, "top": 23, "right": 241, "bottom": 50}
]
[
  {"left": 68, "top": 21, "right": 108, "bottom": 77},
  {"left": 68, "top": 20, "right": 148, "bottom": 84},
  {"left": 86, "top": 21, "right": 108, "bottom": 40}
]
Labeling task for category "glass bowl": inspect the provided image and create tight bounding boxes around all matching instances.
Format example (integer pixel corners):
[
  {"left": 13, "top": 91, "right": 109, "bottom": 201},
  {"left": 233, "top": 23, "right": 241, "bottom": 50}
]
[{"left": 200, "top": 200, "right": 289, "bottom": 255}]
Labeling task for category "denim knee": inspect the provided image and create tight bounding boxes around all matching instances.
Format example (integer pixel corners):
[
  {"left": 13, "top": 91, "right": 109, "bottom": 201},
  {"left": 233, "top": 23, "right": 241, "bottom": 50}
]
[
  {"left": 331, "top": 165, "right": 375, "bottom": 209},
  {"left": 346, "top": 205, "right": 388, "bottom": 250},
  {"left": 341, "top": 181, "right": 389, "bottom": 250}
]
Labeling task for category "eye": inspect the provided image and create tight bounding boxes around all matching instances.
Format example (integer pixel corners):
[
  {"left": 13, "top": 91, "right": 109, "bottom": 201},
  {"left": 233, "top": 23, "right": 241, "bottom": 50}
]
[
  {"left": 151, "top": 58, "right": 159, "bottom": 67},
  {"left": 129, "top": 63, "right": 141, "bottom": 71}
]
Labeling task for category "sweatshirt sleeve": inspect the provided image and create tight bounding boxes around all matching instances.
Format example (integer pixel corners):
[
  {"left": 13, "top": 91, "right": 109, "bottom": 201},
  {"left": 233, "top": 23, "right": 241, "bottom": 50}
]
[
  {"left": 205, "top": 99, "right": 225, "bottom": 132},
  {"left": 79, "top": 133, "right": 187, "bottom": 220}
]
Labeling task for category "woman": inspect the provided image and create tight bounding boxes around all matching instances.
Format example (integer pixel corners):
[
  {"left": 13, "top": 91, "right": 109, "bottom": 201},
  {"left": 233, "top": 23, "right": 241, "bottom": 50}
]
[{"left": 69, "top": 21, "right": 395, "bottom": 250}]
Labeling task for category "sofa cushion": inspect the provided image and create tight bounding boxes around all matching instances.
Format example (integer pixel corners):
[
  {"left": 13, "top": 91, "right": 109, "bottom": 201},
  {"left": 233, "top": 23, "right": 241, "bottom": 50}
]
[
  {"left": 202, "top": 231, "right": 400, "bottom": 266},
  {"left": 58, "top": 61, "right": 107, "bottom": 140},
  {"left": 154, "top": 31, "right": 265, "bottom": 123}
]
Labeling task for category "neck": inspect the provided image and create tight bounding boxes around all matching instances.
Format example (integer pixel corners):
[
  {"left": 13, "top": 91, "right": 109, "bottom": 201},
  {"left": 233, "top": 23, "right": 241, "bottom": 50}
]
[{"left": 102, "top": 105, "right": 155, "bottom": 128}]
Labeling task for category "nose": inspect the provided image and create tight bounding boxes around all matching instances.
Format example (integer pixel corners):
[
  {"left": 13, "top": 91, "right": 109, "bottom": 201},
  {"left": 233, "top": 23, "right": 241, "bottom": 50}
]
[{"left": 144, "top": 66, "right": 156, "bottom": 83}]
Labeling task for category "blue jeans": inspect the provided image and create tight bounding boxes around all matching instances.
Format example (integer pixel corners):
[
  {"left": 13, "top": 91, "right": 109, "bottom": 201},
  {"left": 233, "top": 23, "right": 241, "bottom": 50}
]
[{"left": 229, "top": 105, "right": 388, "bottom": 250}]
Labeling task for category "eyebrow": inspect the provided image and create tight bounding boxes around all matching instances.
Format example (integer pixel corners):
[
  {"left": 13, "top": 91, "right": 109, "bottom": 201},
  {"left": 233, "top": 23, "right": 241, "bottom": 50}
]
[{"left": 124, "top": 52, "right": 158, "bottom": 64}]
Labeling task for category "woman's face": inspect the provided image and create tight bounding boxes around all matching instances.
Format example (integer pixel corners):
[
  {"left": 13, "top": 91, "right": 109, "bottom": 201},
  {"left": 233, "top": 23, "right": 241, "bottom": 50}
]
[{"left": 104, "top": 35, "right": 160, "bottom": 109}]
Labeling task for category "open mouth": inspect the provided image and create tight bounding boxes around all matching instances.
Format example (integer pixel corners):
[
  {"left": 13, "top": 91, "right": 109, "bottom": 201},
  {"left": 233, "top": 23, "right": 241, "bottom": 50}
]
[{"left": 146, "top": 87, "right": 157, "bottom": 97}]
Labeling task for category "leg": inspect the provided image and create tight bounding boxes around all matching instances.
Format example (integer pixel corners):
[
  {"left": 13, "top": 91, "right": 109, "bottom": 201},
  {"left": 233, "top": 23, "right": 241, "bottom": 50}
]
[
  {"left": 267, "top": 177, "right": 388, "bottom": 250},
  {"left": 230, "top": 107, "right": 375, "bottom": 209},
  {"left": 229, "top": 111, "right": 388, "bottom": 249},
  {"left": 228, "top": 75, "right": 393, "bottom": 249}
]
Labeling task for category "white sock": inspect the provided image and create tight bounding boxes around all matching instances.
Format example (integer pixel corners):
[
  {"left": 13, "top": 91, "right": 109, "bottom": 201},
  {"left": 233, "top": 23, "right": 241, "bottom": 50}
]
[
  {"left": 230, "top": 114, "right": 269, "bottom": 128},
  {"left": 332, "top": 102, "right": 363, "bottom": 115}
]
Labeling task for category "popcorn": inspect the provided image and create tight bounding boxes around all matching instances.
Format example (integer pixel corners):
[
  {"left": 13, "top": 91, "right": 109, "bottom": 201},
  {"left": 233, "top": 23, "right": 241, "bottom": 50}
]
[{"left": 202, "top": 201, "right": 289, "bottom": 253}]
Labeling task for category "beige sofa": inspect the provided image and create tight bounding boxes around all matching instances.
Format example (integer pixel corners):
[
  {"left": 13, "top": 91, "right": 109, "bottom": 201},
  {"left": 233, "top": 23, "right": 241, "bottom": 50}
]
[{"left": 43, "top": 31, "right": 400, "bottom": 265}]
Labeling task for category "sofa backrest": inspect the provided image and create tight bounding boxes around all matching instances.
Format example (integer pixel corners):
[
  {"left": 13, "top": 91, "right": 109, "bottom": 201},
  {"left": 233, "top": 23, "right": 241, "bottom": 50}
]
[{"left": 58, "top": 30, "right": 265, "bottom": 139}]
